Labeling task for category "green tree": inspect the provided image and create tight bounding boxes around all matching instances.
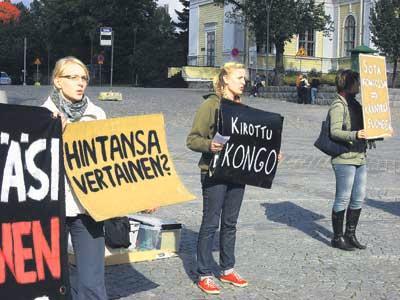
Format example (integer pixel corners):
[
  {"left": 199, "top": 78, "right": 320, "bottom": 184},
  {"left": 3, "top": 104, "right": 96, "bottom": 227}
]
[
  {"left": 0, "top": 0, "right": 181, "bottom": 86},
  {"left": 173, "top": 0, "right": 189, "bottom": 65},
  {"left": 370, "top": 1, "right": 400, "bottom": 87},
  {"left": 214, "top": 0, "right": 333, "bottom": 85},
  {"left": 0, "top": 3, "right": 43, "bottom": 83}
]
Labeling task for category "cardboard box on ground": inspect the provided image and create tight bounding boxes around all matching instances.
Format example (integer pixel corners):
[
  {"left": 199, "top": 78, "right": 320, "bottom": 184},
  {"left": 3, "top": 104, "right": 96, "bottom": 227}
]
[{"left": 68, "top": 214, "right": 182, "bottom": 266}]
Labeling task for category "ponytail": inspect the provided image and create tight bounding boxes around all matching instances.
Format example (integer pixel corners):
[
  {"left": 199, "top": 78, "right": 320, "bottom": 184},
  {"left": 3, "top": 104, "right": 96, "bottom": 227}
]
[{"left": 213, "top": 62, "right": 246, "bottom": 98}]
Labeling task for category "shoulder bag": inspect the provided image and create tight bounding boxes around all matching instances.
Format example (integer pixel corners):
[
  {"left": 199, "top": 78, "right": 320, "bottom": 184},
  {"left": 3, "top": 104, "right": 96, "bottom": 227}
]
[{"left": 314, "top": 105, "right": 350, "bottom": 157}]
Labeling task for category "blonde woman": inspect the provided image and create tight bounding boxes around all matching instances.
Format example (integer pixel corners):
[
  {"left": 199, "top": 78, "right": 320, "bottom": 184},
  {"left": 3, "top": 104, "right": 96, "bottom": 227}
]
[
  {"left": 187, "top": 62, "right": 248, "bottom": 294},
  {"left": 42, "top": 57, "right": 107, "bottom": 300}
]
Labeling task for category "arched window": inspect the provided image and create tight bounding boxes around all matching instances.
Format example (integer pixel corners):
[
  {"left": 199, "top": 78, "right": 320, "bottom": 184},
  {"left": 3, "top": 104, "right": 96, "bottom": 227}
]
[{"left": 344, "top": 15, "right": 356, "bottom": 56}]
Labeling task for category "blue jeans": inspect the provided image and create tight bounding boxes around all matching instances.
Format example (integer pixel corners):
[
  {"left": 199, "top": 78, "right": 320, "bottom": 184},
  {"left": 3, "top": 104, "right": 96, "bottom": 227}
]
[
  {"left": 67, "top": 215, "right": 107, "bottom": 300},
  {"left": 332, "top": 164, "right": 367, "bottom": 212},
  {"left": 197, "top": 173, "right": 245, "bottom": 277},
  {"left": 311, "top": 87, "right": 318, "bottom": 104}
]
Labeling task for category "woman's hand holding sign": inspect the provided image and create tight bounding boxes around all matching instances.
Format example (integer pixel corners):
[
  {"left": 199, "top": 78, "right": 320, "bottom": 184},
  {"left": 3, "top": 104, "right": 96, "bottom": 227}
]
[
  {"left": 278, "top": 151, "right": 283, "bottom": 162},
  {"left": 210, "top": 142, "right": 223, "bottom": 153},
  {"left": 357, "top": 129, "right": 366, "bottom": 139}
]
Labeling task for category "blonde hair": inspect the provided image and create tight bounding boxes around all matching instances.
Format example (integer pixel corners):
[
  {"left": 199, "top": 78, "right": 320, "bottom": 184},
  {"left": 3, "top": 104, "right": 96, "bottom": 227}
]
[
  {"left": 52, "top": 56, "right": 89, "bottom": 85},
  {"left": 213, "top": 62, "right": 246, "bottom": 98}
]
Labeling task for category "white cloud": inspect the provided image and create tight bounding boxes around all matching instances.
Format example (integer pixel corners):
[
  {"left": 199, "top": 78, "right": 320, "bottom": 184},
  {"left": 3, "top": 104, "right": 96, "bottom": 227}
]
[{"left": 157, "top": 0, "right": 184, "bottom": 21}]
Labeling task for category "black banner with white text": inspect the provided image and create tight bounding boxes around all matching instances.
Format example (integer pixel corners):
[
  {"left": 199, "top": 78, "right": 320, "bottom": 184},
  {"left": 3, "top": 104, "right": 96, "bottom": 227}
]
[
  {"left": 211, "top": 99, "right": 283, "bottom": 188},
  {"left": 0, "top": 104, "right": 68, "bottom": 300}
]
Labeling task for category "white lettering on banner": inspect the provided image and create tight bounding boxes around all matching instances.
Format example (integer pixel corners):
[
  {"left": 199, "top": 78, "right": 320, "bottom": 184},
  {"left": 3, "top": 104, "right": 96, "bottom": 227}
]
[
  {"left": 221, "top": 142, "right": 277, "bottom": 175},
  {"left": 26, "top": 139, "right": 49, "bottom": 200},
  {"left": 361, "top": 78, "right": 387, "bottom": 89},
  {"left": 0, "top": 132, "right": 9, "bottom": 145},
  {"left": 364, "top": 103, "right": 389, "bottom": 114},
  {"left": 362, "top": 61, "right": 382, "bottom": 75},
  {"left": 221, "top": 143, "right": 234, "bottom": 167},
  {"left": 367, "top": 119, "right": 390, "bottom": 130},
  {"left": 1, "top": 140, "right": 26, "bottom": 202},
  {"left": 51, "top": 139, "right": 60, "bottom": 201},
  {"left": 231, "top": 117, "right": 273, "bottom": 140},
  {"left": 20, "top": 133, "right": 29, "bottom": 143},
  {"left": 232, "top": 145, "right": 246, "bottom": 168},
  {"left": 0, "top": 132, "right": 59, "bottom": 203}
]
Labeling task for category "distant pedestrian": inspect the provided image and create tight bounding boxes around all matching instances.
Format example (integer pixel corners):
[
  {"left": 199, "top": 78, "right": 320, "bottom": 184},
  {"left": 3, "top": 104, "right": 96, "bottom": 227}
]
[
  {"left": 300, "top": 74, "right": 311, "bottom": 104},
  {"left": 296, "top": 73, "right": 303, "bottom": 103},
  {"left": 251, "top": 73, "right": 263, "bottom": 97},
  {"left": 310, "top": 78, "right": 320, "bottom": 104},
  {"left": 329, "top": 69, "right": 368, "bottom": 251},
  {"left": 186, "top": 62, "right": 249, "bottom": 295}
]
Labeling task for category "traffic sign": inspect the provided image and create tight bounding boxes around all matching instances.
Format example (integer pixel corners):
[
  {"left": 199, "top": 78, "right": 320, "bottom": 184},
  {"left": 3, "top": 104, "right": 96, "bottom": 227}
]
[
  {"left": 34, "top": 58, "right": 41, "bottom": 65},
  {"left": 231, "top": 48, "right": 239, "bottom": 57},
  {"left": 100, "top": 27, "right": 112, "bottom": 34},
  {"left": 100, "top": 27, "right": 112, "bottom": 46}
]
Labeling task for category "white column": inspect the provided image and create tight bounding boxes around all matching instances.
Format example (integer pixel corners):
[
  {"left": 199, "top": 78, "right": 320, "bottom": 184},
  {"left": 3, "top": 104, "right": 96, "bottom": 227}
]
[{"left": 188, "top": 3, "right": 200, "bottom": 65}]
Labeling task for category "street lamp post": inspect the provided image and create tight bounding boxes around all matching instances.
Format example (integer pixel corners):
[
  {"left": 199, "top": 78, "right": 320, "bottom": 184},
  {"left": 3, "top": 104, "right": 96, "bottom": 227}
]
[
  {"left": 360, "top": 0, "right": 364, "bottom": 45},
  {"left": 264, "top": 0, "right": 274, "bottom": 86},
  {"left": 23, "top": 37, "right": 27, "bottom": 86}
]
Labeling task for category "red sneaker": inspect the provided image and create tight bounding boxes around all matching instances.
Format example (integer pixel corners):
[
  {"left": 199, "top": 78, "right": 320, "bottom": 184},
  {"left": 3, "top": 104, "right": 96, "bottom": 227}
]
[
  {"left": 219, "top": 271, "right": 248, "bottom": 287},
  {"left": 197, "top": 277, "right": 221, "bottom": 294}
]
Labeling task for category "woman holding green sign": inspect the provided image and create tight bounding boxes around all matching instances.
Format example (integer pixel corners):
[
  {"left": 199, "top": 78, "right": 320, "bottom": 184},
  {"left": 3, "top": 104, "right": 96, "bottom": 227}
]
[{"left": 42, "top": 56, "right": 108, "bottom": 300}]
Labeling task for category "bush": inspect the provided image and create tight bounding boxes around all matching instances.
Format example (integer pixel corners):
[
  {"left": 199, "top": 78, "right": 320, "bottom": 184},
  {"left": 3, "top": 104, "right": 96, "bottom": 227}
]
[
  {"left": 283, "top": 70, "right": 336, "bottom": 86},
  {"left": 283, "top": 74, "right": 297, "bottom": 86},
  {"left": 308, "top": 68, "right": 322, "bottom": 78},
  {"left": 320, "top": 73, "right": 336, "bottom": 85}
]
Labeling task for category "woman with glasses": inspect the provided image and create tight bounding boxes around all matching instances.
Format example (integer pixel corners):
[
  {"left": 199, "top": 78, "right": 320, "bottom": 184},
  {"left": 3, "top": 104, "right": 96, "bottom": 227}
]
[{"left": 42, "top": 56, "right": 107, "bottom": 300}]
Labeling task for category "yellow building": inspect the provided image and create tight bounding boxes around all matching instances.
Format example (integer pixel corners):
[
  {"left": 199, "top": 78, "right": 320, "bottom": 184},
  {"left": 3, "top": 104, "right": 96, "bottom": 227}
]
[{"left": 186, "top": 0, "right": 377, "bottom": 82}]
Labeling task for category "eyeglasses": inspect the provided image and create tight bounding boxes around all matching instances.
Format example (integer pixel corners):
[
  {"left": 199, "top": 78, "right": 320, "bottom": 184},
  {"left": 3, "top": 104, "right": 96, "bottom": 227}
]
[{"left": 59, "top": 75, "right": 89, "bottom": 83}]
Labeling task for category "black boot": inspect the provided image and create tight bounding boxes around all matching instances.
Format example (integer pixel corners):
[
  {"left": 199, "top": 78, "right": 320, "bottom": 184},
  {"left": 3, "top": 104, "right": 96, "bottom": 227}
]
[
  {"left": 331, "top": 210, "right": 355, "bottom": 251},
  {"left": 345, "top": 208, "right": 367, "bottom": 249}
]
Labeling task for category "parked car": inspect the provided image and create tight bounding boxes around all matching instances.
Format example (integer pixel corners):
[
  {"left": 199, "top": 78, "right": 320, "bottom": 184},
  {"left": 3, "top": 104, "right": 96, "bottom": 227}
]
[{"left": 0, "top": 72, "right": 11, "bottom": 85}]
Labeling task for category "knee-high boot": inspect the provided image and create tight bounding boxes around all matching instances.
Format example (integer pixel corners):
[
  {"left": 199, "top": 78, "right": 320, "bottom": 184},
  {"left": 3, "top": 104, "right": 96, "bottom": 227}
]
[
  {"left": 345, "top": 208, "right": 367, "bottom": 249},
  {"left": 331, "top": 210, "right": 355, "bottom": 251}
]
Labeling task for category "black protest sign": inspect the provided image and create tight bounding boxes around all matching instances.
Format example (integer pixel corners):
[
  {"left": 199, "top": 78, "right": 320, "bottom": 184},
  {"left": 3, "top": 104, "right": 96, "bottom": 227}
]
[
  {"left": 211, "top": 99, "right": 283, "bottom": 188},
  {"left": 0, "top": 104, "right": 68, "bottom": 300}
]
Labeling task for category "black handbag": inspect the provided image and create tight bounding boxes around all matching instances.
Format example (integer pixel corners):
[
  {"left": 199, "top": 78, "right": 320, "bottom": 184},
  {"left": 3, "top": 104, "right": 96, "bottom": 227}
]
[
  {"left": 314, "top": 106, "right": 350, "bottom": 157},
  {"left": 104, "top": 217, "right": 131, "bottom": 249}
]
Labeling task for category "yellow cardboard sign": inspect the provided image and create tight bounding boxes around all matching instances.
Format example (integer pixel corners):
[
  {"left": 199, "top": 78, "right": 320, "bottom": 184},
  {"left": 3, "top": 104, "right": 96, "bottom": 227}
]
[
  {"left": 359, "top": 54, "right": 392, "bottom": 139},
  {"left": 63, "top": 114, "right": 195, "bottom": 221}
]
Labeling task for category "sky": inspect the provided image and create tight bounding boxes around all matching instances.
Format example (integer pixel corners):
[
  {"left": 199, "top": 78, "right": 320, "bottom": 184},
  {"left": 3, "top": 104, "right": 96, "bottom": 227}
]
[{"left": 12, "top": 0, "right": 184, "bottom": 21}]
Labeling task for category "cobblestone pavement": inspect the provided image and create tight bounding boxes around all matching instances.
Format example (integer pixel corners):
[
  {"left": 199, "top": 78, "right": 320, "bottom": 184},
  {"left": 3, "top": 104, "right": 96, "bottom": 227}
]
[{"left": 3, "top": 86, "right": 400, "bottom": 300}]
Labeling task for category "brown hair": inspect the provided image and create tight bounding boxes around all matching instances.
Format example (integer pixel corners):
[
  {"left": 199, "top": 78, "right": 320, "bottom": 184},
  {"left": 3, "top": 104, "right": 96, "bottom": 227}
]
[
  {"left": 335, "top": 69, "right": 360, "bottom": 93},
  {"left": 213, "top": 62, "right": 246, "bottom": 98}
]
